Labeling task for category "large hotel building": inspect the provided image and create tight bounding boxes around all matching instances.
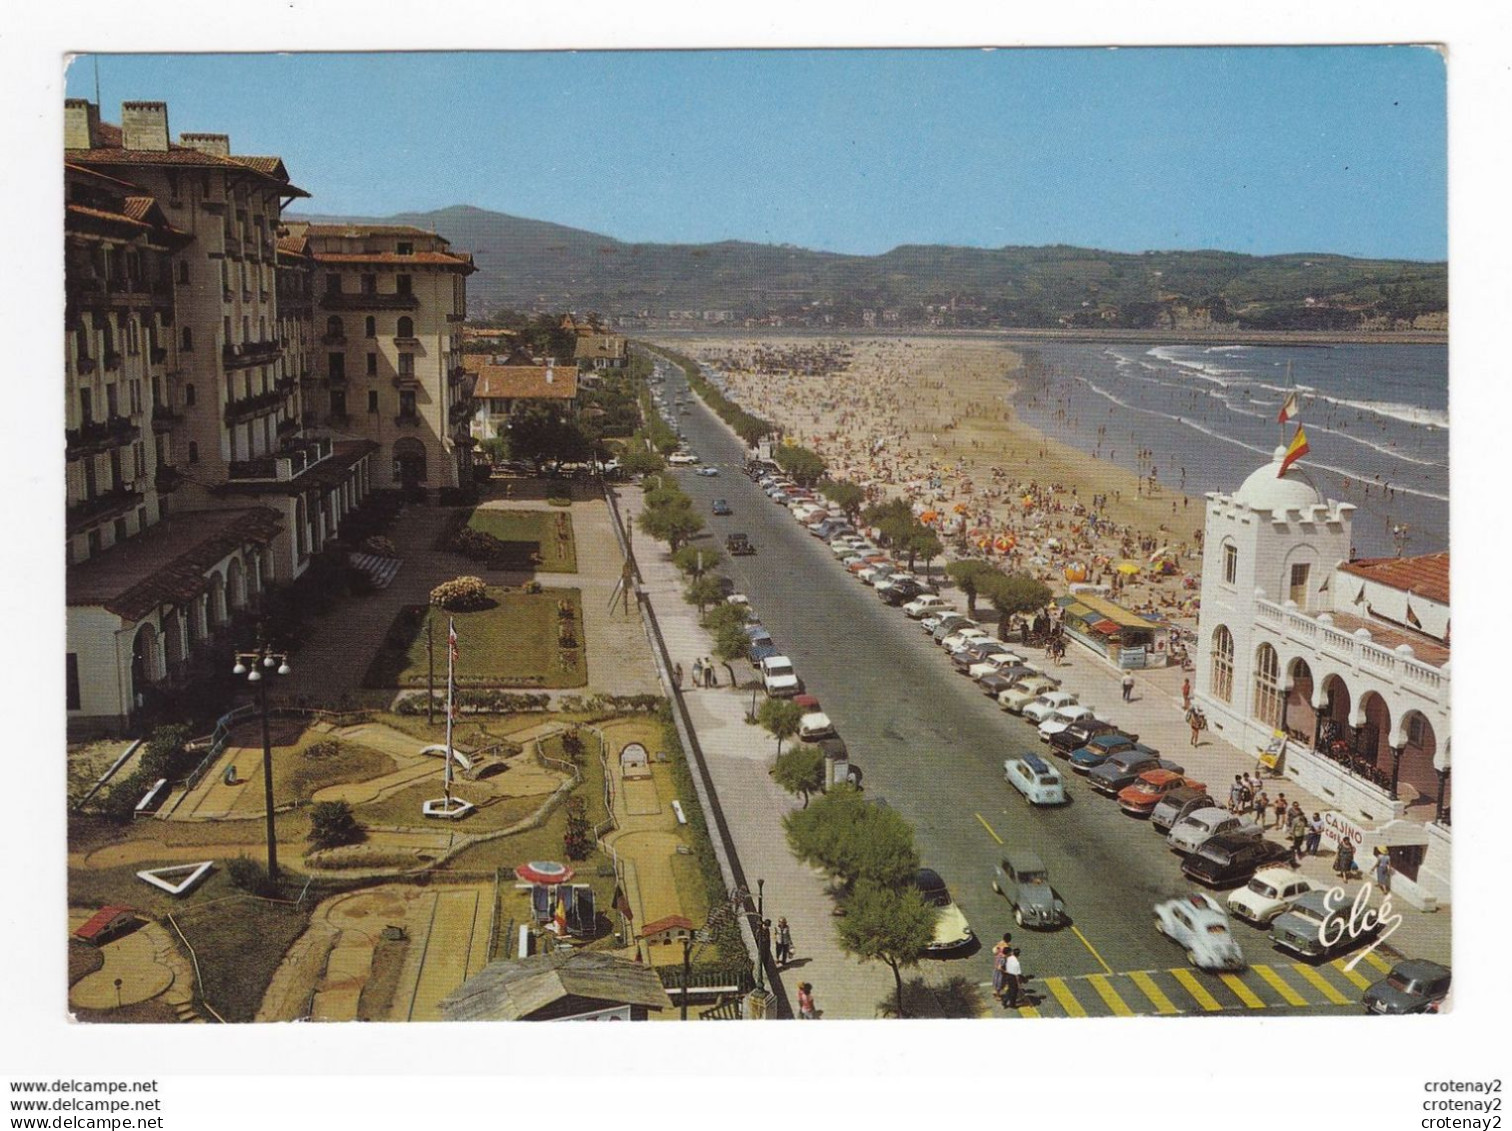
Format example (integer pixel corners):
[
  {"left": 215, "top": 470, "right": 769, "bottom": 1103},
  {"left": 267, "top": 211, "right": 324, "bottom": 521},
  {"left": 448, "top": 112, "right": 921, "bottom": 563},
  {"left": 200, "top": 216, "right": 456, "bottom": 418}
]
[{"left": 64, "top": 100, "right": 476, "bottom": 734}]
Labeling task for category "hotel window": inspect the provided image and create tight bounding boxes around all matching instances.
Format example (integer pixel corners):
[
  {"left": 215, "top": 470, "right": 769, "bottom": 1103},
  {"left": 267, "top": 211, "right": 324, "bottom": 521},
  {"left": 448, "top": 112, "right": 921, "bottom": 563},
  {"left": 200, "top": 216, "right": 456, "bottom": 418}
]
[
  {"left": 1210, "top": 626, "right": 1234, "bottom": 704},
  {"left": 326, "top": 315, "right": 344, "bottom": 339},
  {"left": 365, "top": 316, "right": 376, "bottom": 338},
  {"left": 362, "top": 274, "right": 377, "bottom": 295},
  {"left": 396, "top": 274, "right": 412, "bottom": 296},
  {"left": 66, "top": 654, "right": 80, "bottom": 712},
  {"left": 188, "top": 441, "right": 199, "bottom": 463},
  {"left": 397, "top": 241, "right": 413, "bottom": 256},
  {"left": 1288, "top": 562, "right": 1310, "bottom": 607},
  {"left": 1222, "top": 543, "right": 1238, "bottom": 585},
  {"left": 368, "top": 390, "right": 379, "bottom": 413},
  {"left": 1253, "top": 643, "right": 1283, "bottom": 728},
  {"left": 182, "top": 327, "right": 193, "bottom": 351},
  {"left": 178, "top": 261, "right": 189, "bottom": 284},
  {"left": 366, "top": 353, "right": 378, "bottom": 377},
  {"left": 185, "top": 383, "right": 196, "bottom": 406},
  {"left": 78, "top": 387, "right": 93, "bottom": 424},
  {"left": 399, "top": 353, "right": 415, "bottom": 378},
  {"left": 330, "top": 389, "right": 347, "bottom": 417},
  {"left": 398, "top": 316, "right": 414, "bottom": 338},
  {"left": 399, "top": 390, "right": 417, "bottom": 417},
  {"left": 325, "top": 273, "right": 341, "bottom": 295}
]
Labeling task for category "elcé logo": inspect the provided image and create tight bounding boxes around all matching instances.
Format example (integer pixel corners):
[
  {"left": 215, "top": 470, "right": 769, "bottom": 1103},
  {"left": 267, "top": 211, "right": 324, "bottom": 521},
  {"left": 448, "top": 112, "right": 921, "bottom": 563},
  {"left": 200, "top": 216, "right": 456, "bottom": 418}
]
[{"left": 1319, "top": 882, "right": 1402, "bottom": 971}]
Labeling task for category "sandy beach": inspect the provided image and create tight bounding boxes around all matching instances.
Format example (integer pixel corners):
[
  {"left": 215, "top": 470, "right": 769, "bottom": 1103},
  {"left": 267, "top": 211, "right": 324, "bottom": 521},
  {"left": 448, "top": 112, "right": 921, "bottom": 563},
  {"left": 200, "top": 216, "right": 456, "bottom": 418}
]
[{"left": 651, "top": 334, "right": 1206, "bottom": 628}]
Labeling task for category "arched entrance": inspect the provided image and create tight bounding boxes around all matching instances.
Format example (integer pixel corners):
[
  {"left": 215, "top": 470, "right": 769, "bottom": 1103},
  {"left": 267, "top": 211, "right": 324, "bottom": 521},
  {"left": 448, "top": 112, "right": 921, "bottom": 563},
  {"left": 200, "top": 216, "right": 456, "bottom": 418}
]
[
  {"left": 393, "top": 437, "right": 427, "bottom": 488},
  {"left": 1209, "top": 625, "right": 1234, "bottom": 703},
  {"left": 227, "top": 558, "right": 246, "bottom": 612},
  {"left": 1283, "top": 658, "right": 1316, "bottom": 745},
  {"left": 130, "top": 623, "right": 160, "bottom": 694},
  {"left": 1396, "top": 710, "right": 1440, "bottom": 809},
  {"left": 161, "top": 608, "right": 185, "bottom": 679},
  {"left": 208, "top": 571, "right": 227, "bottom": 629},
  {"left": 1358, "top": 691, "right": 1393, "bottom": 778}
]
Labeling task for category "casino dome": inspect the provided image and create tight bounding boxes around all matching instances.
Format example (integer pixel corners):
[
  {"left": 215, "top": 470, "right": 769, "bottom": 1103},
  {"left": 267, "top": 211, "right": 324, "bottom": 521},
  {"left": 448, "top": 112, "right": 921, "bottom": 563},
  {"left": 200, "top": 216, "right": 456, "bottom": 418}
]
[{"left": 1232, "top": 446, "right": 1325, "bottom": 511}]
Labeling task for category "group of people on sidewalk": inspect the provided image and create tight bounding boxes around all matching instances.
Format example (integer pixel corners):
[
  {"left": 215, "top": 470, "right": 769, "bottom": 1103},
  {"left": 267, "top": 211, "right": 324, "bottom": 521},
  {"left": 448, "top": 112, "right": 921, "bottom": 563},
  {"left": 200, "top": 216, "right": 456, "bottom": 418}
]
[
  {"left": 674, "top": 657, "right": 720, "bottom": 689},
  {"left": 991, "top": 933, "right": 1026, "bottom": 1008}
]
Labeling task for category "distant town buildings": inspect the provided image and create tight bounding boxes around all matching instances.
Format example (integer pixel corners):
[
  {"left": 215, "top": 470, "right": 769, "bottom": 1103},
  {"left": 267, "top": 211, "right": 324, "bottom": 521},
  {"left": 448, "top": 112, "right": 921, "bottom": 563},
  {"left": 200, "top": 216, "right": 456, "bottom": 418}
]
[{"left": 63, "top": 99, "right": 477, "bottom": 733}]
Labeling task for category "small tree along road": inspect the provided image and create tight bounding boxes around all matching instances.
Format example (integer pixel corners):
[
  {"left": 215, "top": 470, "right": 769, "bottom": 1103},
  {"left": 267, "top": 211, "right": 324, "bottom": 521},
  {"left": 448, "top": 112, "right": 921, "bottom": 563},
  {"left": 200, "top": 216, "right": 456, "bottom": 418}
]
[
  {"left": 772, "top": 744, "right": 826, "bottom": 807},
  {"left": 756, "top": 697, "right": 804, "bottom": 757},
  {"left": 836, "top": 880, "right": 940, "bottom": 1018}
]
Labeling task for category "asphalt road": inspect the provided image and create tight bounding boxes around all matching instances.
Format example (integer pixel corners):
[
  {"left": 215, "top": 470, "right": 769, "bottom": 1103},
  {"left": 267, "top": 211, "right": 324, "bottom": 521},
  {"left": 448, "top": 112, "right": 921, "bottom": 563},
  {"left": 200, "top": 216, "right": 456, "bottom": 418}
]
[{"left": 648, "top": 358, "right": 1363, "bottom": 1015}]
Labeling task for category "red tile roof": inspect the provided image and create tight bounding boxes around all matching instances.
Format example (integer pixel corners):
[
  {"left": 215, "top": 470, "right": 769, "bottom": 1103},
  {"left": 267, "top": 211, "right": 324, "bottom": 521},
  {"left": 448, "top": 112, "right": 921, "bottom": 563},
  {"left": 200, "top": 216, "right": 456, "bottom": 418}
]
[
  {"left": 639, "top": 915, "right": 694, "bottom": 937},
  {"left": 473, "top": 365, "right": 578, "bottom": 401},
  {"left": 1339, "top": 552, "right": 1449, "bottom": 605},
  {"left": 310, "top": 250, "right": 476, "bottom": 271},
  {"left": 67, "top": 506, "right": 284, "bottom": 622},
  {"left": 302, "top": 223, "right": 447, "bottom": 239},
  {"left": 74, "top": 906, "right": 137, "bottom": 942}
]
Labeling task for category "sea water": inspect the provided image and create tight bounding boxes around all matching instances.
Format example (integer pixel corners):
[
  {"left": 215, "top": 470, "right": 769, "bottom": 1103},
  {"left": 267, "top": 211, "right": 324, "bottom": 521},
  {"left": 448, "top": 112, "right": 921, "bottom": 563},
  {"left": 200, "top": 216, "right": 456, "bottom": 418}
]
[{"left": 1011, "top": 341, "right": 1449, "bottom": 559}]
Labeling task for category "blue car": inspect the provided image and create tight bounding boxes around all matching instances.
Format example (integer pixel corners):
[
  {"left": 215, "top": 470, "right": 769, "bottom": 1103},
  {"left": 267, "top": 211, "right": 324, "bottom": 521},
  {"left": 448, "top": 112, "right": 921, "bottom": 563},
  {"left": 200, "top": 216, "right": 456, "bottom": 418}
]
[
  {"left": 749, "top": 638, "right": 779, "bottom": 666},
  {"left": 712, "top": 498, "right": 732, "bottom": 515},
  {"left": 1068, "top": 734, "right": 1149, "bottom": 775}
]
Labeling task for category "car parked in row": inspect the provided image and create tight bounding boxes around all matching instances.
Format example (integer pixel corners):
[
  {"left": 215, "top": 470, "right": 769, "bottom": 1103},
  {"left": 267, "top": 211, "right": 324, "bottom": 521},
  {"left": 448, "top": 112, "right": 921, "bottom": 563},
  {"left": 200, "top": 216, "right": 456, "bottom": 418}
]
[
  {"left": 1363, "top": 960, "right": 1451, "bottom": 1014},
  {"left": 977, "top": 668, "right": 1038, "bottom": 699},
  {"left": 1181, "top": 833, "right": 1292, "bottom": 888},
  {"left": 1068, "top": 733, "right": 1148, "bottom": 774},
  {"left": 1087, "top": 750, "right": 1182, "bottom": 796},
  {"left": 1226, "top": 868, "right": 1318, "bottom": 926},
  {"left": 1149, "top": 787, "right": 1218, "bottom": 835},
  {"left": 1167, "top": 810, "right": 1264, "bottom": 856},
  {"left": 904, "top": 595, "right": 953, "bottom": 619},
  {"left": 1046, "top": 717, "right": 1123, "bottom": 756},
  {"left": 1270, "top": 889, "right": 1377, "bottom": 960},
  {"left": 1037, "top": 704, "right": 1099, "bottom": 743},
  {"left": 1000, "top": 677, "right": 1064, "bottom": 714},
  {"left": 760, "top": 655, "right": 802, "bottom": 697},
  {"left": 1021, "top": 690, "right": 1079, "bottom": 724},
  {"left": 932, "top": 615, "right": 977, "bottom": 643},
  {"left": 1117, "top": 770, "right": 1205, "bottom": 817},
  {"left": 915, "top": 869, "right": 975, "bottom": 954}
]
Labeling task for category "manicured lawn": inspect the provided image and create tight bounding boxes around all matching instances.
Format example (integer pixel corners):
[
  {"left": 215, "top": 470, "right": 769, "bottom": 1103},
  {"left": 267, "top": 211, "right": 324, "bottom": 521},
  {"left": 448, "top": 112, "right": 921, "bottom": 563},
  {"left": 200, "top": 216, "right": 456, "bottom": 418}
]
[
  {"left": 467, "top": 509, "right": 577, "bottom": 573},
  {"left": 362, "top": 588, "right": 586, "bottom": 689},
  {"left": 228, "top": 734, "right": 396, "bottom": 813},
  {"left": 172, "top": 895, "right": 313, "bottom": 1022},
  {"left": 357, "top": 780, "right": 551, "bottom": 831}
]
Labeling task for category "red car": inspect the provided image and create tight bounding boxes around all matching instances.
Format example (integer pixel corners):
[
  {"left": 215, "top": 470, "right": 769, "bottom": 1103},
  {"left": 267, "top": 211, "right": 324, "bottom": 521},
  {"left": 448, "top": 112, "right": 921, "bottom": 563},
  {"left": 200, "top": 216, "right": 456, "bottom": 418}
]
[
  {"left": 846, "top": 554, "right": 890, "bottom": 575},
  {"left": 1118, "top": 770, "right": 1207, "bottom": 817}
]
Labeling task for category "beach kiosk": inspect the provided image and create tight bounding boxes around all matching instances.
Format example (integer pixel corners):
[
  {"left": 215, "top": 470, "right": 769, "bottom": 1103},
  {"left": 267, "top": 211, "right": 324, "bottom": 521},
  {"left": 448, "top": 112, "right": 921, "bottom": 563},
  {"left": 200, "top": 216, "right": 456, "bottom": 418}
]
[{"left": 1056, "top": 593, "right": 1164, "bottom": 669}]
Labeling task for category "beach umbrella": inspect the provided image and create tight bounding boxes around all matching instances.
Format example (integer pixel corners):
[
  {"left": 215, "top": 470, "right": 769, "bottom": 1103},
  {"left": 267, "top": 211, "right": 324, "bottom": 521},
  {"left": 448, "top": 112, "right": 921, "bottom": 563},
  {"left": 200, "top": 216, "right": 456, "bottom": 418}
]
[
  {"left": 953, "top": 503, "right": 969, "bottom": 514},
  {"left": 515, "top": 861, "right": 575, "bottom": 885},
  {"left": 1115, "top": 560, "right": 1143, "bottom": 575},
  {"left": 1064, "top": 562, "right": 1089, "bottom": 583},
  {"left": 920, "top": 510, "right": 939, "bottom": 523}
]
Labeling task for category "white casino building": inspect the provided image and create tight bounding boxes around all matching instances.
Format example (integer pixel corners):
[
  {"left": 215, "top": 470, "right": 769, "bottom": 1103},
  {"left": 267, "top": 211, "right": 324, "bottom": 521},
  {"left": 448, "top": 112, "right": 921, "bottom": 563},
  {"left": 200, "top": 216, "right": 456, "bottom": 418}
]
[{"left": 1193, "top": 447, "right": 1450, "bottom": 905}]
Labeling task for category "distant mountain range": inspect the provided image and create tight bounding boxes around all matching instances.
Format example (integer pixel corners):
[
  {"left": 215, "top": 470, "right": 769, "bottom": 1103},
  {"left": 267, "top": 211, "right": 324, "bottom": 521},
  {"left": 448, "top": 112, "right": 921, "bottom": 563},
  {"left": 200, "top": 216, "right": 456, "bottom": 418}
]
[{"left": 287, "top": 204, "right": 1447, "bottom": 332}]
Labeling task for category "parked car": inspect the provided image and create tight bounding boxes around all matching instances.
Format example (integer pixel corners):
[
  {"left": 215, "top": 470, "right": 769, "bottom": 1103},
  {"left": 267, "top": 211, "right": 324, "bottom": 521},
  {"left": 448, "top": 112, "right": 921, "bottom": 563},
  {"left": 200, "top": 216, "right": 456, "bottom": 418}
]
[
  {"left": 725, "top": 532, "right": 756, "bottom": 555},
  {"left": 760, "top": 655, "right": 802, "bottom": 697},
  {"left": 1004, "top": 753, "right": 1067, "bottom": 806},
  {"left": 798, "top": 712, "right": 836, "bottom": 742},
  {"left": 904, "top": 595, "right": 953, "bottom": 619},
  {"left": 1022, "top": 690, "right": 1079, "bottom": 724},
  {"left": 992, "top": 849, "right": 1066, "bottom": 928},
  {"left": 1037, "top": 704, "right": 1100, "bottom": 743},
  {"left": 1271, "top": 889, "right": 1378, "bottom": 960},
  {"left": 1153, "top": 893, "right": 1247, "bottom": 971},
  {"left": 1363, "top": 960, "right": 1452, "bottom": 1014},
  {"left": 1046, "top": 717, "right": 1121, "bottom": 755},
  {"left": 858, "top": 563, "right": 901, "bottom": 587},
  {"left": 914, "top": 869, "right": 974, "bottom": 954},
  {"left": 1167, "top": 810, "right": 1265, "bottom": 856},
  {"left": 1226, "top": 868, "right": 1318, "bottom": 926},
  {"left": 920, "top": 611, "right": 962, "bottom": 635},
  {"left": 977, "top": 668, "right": 1036, "bottom": 698},
  {"left": 941, "top": 627, "right": 992, "bottom": 652},
  {"left": 932, "top": 616, "right": 977, "bottom": 643},
  {"left": 1068, "top": 733, "right": 1149, "bottom": 774},
  {"left": 880, "top": 577, "right": 926, "bottom": 605},
  {"left": 1182, "top": 833, "right": 1292, "bottom": 887},
  {"left": 999, "top": 677, "right": 1063, "bottom": 714},
  {"left": 1117, "top": 770, "right": 1205, "bottom": 817},
  {"left": 955, "top": 640, "right": 1014, "bottom": 674},
  {"left": 967, "top": 650, "right": 1027, "bottom": 681},
  {"left": 1150, "top": 787, "right": 1219, "bottom": 835},
  {"left": 1086, "top": 750, "right": 1182, "bottom": 796},
  {"left": 711, "top": 498, "right": 732, "bottom": 515}
]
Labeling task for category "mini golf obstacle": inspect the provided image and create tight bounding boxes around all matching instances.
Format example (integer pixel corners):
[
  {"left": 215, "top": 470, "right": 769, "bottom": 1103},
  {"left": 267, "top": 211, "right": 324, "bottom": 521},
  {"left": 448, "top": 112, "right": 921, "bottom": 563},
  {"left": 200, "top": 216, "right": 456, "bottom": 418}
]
[{"left": 135, "top": 861, "right": 214, "bottom": 896}]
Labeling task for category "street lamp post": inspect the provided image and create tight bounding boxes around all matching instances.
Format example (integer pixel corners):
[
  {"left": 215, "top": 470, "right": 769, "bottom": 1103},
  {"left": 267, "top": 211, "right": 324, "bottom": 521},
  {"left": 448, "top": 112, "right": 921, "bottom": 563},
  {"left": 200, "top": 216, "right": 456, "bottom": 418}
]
[{"left": 233, "top": 642, "right": 291, "bottom": 883}]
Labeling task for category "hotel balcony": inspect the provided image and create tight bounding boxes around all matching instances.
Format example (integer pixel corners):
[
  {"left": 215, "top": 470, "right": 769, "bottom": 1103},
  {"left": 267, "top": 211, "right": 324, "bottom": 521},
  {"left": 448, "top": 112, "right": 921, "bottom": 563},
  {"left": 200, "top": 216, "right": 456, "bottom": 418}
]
[
  {"left": 66, "top": 484, "right": 142, "bottom": 535},
  {"left": 393, "top": 336, "right": 421, "bottom": 348},
  {"left": 223, "top": 387, "right": 289, "bottom": 425},
  {"left": 321, "top": 291, "right": 419, "bottom": 312},
  {"left": 151, "top": 404, "right": 183, "bottom": 432},
  {"left": 1253, "top": 596, "right": 1449, "bottom": 698},
  {"left": 394, "top": 412, "right": 421, "bottom": 428},
  {"left": 154, "top": 465, "right": 185, "bottom": 494},
  {"left": 225, "top": 437, "right": 333, "bottom": 484},
  {"left": 65, "top": 415, "right": 139, "bottom": 461},
  {"left": 223, "top": 338, "right": 284, "bottom": 370}
]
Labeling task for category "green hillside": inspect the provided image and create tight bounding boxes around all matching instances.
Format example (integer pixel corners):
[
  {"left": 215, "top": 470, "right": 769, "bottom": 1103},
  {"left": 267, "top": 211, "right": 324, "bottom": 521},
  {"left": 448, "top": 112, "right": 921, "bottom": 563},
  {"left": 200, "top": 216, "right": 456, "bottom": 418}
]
[{"left": 287, "top": 204, "right": 1446, "bottom": 331}]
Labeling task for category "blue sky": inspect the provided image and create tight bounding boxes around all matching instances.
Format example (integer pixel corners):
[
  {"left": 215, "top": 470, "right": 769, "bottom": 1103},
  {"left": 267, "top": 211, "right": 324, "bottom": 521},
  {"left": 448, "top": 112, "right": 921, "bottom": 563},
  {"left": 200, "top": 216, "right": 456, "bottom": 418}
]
[{"left": 66, "top": 47, "right": 1446, "bottom": 260}]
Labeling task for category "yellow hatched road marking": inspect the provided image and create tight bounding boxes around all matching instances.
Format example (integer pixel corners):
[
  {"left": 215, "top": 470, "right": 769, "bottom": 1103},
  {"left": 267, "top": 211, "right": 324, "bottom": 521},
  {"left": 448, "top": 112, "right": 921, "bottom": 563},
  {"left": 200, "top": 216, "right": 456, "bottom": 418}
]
[
  {"left": 1219, "top": 973, "right": 1266, "bottom": 1009},
  {"left": 1087, "top": 975, "right": 1135, "bottom": 1016},
  {"left": 1292, "top": 963, "right": 1351, "bottom": 1004},
  {"left": 1043, "top": 977, "right": 1088, "bottom": 1017},
  {"left": 974, "top": 813, "right": 1004, "bottom": 844},
  {"left": 1128, "top": 971, "right": 1180, "bottom": 1014},
  {"left": 1332, "top": 958, "right": 1373, "bottom": 989},
  {"left": 1169, "top": 968, "right": 1223, "bottom": 1011},
  {"left": 1014, "top": 1004, "right": 1041, "bottom": 1018},
  {"left": 1253, "top": 964, "right": 1309, "bottom": 1007},
  {"left": 1360, "top": 950, "right": 1393, "bottom": 974}
]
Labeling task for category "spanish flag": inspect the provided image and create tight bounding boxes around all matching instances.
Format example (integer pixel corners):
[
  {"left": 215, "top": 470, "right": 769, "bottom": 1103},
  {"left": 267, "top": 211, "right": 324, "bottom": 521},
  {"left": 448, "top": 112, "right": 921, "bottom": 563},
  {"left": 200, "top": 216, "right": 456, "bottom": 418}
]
[
  {"left": 1278, "top": 426, "right": 1310, "bottom": 477},
  {"left": 1278, "top": 391, "right": 1299, "bottom": 423}
]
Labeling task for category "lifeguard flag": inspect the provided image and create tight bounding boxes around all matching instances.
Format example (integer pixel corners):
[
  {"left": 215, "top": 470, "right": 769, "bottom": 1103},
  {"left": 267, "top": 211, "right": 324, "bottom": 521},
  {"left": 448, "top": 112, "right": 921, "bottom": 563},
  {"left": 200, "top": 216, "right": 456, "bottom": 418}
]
[
  {"left": 1278, "top": 426, "right": 1310, "bottom": 477},
  {"left": 1278, "top": 392, "right": 1299, "bottom": 423}
]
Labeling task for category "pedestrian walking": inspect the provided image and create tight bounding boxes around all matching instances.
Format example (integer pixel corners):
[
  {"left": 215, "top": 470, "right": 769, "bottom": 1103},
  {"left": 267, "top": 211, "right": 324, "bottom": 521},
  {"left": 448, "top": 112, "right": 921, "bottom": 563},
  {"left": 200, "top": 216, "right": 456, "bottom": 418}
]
[
  {"left": 991, "top": 933, "right": 1012, "bottom": 1004},
  {"left": 1334, "top": 839, "right": 1356, "bottom": 880},
  {"left": 1288, "top": 810, "right": 1309, "bottom": 865},
  {"left": 1240, "top": 773, "right": 1255, "bottom": 807},
  {"left": 1305, "top": 813, "right": 1323, "bottom": 857},
  {"left": 691, "top": 657, "right": 703, "bottom": 688},
  {"left": 1252, "top": 790, "right": 1269, "bottom": 825},
  {"left": 775, "top": 918, "right": 793, "bottom": 967},
  {"left": 1181, "top": 677, "right": 1191, "bottom": 711},
  {"left": 673, "top": 662, "right": 684, "bottom": 689},
  {"left": 1273, "top": 793, "right": 1288, "bottom": 829},
  {"left": 1188, "top": 708, "right": 1204, "bottom": 747},
  {"left": 798, "top": 982, "right": 817, "bottom": 1020},
  {"left": 1121, "top": 673, "right": 1135, "bottom": 702},
  {"left": 704, "top": 657, "right": 717, "bottom": 688},
  {"left": 1228, "top": 774, "right": 1245, "bottom": 813},
  {"left": 1374, "top": 848, "right": 1392, "bottom": 894},
  {"left": 1002, "top": 947, "right": 1024, "bottom": 1008}
]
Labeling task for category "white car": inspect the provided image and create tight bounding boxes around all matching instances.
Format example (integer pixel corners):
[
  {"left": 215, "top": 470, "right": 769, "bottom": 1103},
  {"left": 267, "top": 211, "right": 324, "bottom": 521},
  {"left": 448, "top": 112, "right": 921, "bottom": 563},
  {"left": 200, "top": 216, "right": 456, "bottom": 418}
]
[
  {"left": 1153, "top": 893, "right": 1246, "bottom": 971},
  {"left": 1022, "top": 690, "right": 1080, "bottom": 724},
  {"left": 668, "top": 451, "right": 700, "bottom": 465},
  {"left": 696, "top": 466, "right": 720, "bottom": 477},
  {"left": 857, "top": 563, "right": 898, "bottom": 586},
  {"left": 798, "top": 712, "right": 835, "bottom": 742},
  {"left": 1167, "top": 810, "right": 1265, "bottom": 856},
  {"left": 941, "top": 627, "right": 991, "bottom": 652},
  {"left": 1226, "top": 868, "right": 1317, "bottom": 926},
  {"left": 759, "top": 655, "right": 801, "bottom": 697},
  {"left": 1004, "top": 753, "right": 1067, "bottom": 806},
  {"left": 968, "top": 651, "right": 1027, "bottom": 681},
  {"left": 922, "top": 612, "right": 969, "bottom": 636},
  {"left": 904, "top": 595, "right": 953, "bottom": 619},
  {"left": 1037, "top": 704, "right": 1098, "bottom": 742}
]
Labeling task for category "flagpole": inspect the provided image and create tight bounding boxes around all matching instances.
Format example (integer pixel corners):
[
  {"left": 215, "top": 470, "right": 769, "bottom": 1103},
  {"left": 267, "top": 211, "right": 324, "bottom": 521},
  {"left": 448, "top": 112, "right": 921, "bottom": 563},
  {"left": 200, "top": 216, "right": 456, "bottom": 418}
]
[{"left": 445, "top": 617, "right": 455, "bottom": 807}]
